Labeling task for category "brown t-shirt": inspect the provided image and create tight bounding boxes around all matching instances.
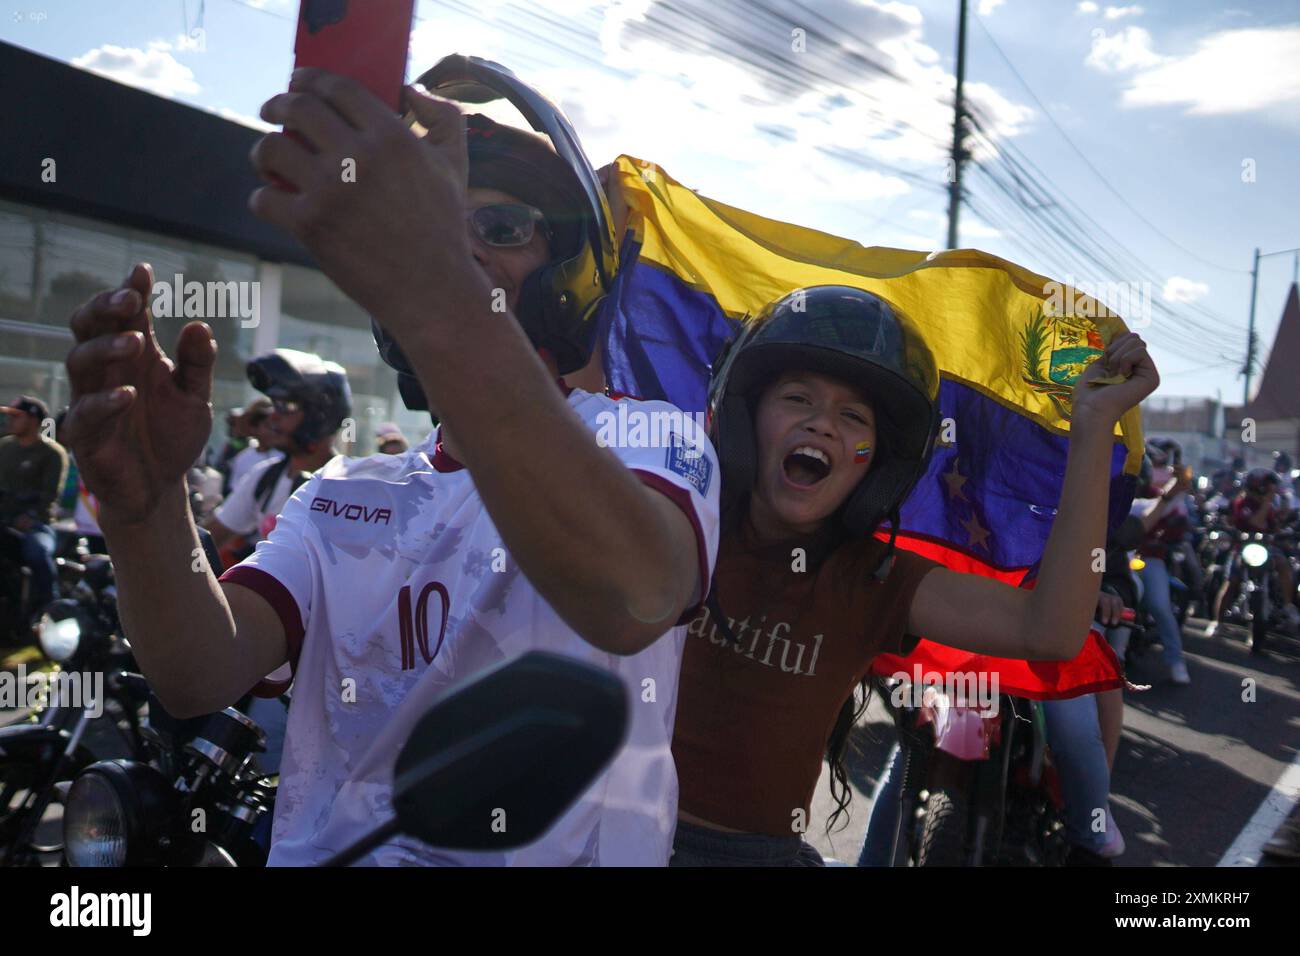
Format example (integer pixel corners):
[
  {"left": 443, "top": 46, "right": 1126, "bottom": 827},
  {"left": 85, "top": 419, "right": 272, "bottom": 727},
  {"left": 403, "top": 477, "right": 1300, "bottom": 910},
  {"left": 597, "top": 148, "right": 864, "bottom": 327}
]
[{"left": 671, "top": 518, "right": 940, "bottom": 836}]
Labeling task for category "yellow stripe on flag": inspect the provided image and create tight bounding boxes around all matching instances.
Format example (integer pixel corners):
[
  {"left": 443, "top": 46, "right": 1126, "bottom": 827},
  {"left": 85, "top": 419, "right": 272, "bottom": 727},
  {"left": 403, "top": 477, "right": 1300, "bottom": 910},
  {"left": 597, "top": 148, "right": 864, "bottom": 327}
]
[{"left": 614, "top": 155, "right": 1144, "bottom": 472}]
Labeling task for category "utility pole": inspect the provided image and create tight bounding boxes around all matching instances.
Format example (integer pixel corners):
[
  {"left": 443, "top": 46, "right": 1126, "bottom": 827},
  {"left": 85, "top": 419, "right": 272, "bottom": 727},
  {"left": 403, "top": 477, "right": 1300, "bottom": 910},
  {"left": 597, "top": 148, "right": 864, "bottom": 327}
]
[
  {"left": 1243, "top": 246, "right": 1260, "bottom": 406},
  {"left": 1242, "top": 245, "right": 1300, "bottom": 406},
  {"left": 946, "top": 0, "right": 969, "bottom": 250}
]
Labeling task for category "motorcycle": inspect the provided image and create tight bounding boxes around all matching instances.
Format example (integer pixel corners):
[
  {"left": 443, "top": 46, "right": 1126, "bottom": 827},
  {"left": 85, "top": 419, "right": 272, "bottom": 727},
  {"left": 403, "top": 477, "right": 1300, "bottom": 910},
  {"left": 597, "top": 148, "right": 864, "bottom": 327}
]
[
  {"left": 1198, "top": 512, "right": 1236, "bottom": 617},
  {"left": 880, "top": 678, "right": 1066, "bottom": 867},
  {"left": 60, "top": 651, "right": 627, "bottom": 867},
  {"left": 62, "top": 699, "right": 280, "bottom": 867},
  {"left": 1217, "top": 531, "right": 1289, "bottom": 654},
  {"left": 0, "top": 553, "right": 151, "bottom": 866}
]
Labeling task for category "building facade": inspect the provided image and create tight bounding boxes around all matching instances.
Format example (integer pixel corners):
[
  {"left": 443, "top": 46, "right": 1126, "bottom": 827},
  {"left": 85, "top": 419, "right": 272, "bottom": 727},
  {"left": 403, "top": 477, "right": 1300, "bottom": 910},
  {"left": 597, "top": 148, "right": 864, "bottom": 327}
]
[{"left": 0, "top": 41, "right": 431, "bottom": 459}]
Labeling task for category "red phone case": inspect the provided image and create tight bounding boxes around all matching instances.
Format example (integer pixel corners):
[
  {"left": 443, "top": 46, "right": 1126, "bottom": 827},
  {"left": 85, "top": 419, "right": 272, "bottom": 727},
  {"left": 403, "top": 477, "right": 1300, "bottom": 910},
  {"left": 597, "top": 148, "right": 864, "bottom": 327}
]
[{"left": 271, "top": 0, "right": 416, "bottom": 192}]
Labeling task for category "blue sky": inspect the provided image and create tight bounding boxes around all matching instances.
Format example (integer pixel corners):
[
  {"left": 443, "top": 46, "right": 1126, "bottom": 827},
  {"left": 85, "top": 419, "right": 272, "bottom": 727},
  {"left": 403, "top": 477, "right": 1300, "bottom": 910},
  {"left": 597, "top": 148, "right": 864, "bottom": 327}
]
[{"left": 5, "top": 0, "right": 1297, "bottom": 404}]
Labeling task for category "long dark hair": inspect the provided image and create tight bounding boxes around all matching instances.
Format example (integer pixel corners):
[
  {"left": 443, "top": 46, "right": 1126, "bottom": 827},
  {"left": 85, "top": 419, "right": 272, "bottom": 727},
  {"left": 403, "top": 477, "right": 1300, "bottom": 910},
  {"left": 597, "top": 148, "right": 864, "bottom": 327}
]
[{"left": 825, "top": 678, "right": 873, "bottom": 834}]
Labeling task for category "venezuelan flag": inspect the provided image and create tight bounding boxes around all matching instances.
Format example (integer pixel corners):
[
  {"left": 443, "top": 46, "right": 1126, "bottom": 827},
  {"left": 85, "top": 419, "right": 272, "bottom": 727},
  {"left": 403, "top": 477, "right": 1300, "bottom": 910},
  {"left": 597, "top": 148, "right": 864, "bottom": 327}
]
[{"left": 596, "top": 156, "right": 1144, "bottom": 699}]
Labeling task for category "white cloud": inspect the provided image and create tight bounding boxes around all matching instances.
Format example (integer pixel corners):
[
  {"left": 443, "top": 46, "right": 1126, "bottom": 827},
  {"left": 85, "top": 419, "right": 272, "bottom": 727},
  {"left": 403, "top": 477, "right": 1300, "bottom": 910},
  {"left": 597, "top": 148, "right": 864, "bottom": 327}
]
[
  {"left": 392, "top": 0, "right": 1035, "bottom": 244},
  {"left": 978, "top": 0, "right": 1006, "bottom": 15},
  {"left": 1121, "top": 27, "right": 1300, "bottom": 117},
  {"left": 1103, "top": 5, "right": 1144, "bottom": 20},
  {"left": 1085, "top": 26, "right": 1163, "bottom": 72},
  {"left": 71, "top": 41, "right": 200, "bottom": 97},
  {"left": 1163, "top": 276, "right": 1210, "bottom": 303},
  {"left": 1077, "top": 1, "right": 1099, "bottom": 13}
]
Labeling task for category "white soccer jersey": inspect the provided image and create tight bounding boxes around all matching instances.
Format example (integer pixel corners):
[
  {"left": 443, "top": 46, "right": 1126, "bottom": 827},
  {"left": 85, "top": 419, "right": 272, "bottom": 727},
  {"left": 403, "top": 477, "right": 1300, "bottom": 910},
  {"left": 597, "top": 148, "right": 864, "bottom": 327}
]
[
  {"left": 219, "top": 386, "right": 720, "bottom": 866},
  {"left": 215, "top": 455, "right": 299, "bottom": 541}
]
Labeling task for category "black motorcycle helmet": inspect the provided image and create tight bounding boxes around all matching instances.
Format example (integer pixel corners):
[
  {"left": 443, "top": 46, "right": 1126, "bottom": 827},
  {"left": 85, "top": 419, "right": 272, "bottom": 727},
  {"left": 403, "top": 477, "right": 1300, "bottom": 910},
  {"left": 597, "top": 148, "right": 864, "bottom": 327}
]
[
  {"left": 1145, "top": 437, "right": 1181, "bottom": 468},
  {"left": 246, "top": 349, "right": 352, "bottom": 450},
  {"left": 707, "top": 286, "right": 940, "bottom": 544},
  {"left": 373, "top": 54, "right": 618, "bottom": 412},
  {"left": 1244, "top": 467, "right": 1281, "bottom": 496}
]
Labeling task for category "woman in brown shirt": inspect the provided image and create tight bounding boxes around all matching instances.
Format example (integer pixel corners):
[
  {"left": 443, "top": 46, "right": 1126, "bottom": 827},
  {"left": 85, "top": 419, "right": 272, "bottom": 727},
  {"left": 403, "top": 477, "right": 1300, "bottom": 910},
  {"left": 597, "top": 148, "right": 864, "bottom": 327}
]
[{"left": 669, "top": 285, "right": 1157, "bottom": 866}]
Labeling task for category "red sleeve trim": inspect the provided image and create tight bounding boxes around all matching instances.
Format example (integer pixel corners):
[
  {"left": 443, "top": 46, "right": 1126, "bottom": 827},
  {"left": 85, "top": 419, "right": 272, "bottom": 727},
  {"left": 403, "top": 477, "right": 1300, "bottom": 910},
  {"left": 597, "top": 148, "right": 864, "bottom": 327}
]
[
  {"left": 431, "top": 427, "right": 466, "bottom": 473},
  {"left": 220, "top": 565, "right": 305, "bottom": 698},
  {"left": 632, "top": 469, "right": 711, "bottom": 627}
]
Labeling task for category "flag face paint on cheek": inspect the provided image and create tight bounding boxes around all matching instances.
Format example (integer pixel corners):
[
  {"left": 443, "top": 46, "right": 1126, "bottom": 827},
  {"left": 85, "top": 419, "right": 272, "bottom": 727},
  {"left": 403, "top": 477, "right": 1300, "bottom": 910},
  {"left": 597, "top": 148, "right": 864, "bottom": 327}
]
[{"left": 854, "top": 441, "right": 872, "bottom": 464}]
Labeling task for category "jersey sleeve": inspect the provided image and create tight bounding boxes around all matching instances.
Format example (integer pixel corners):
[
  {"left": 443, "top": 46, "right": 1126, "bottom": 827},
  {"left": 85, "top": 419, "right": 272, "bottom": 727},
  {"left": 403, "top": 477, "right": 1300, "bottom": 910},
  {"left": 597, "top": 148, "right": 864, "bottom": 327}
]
[
  {"left": 218, "top": 472, "right": 319, "bottom": 697},
  {"left": 594, "top": 399, "right": 722, "bottom": 625},
  {"left": 214, "top": 458, "right": 271, "bottom": 537}
]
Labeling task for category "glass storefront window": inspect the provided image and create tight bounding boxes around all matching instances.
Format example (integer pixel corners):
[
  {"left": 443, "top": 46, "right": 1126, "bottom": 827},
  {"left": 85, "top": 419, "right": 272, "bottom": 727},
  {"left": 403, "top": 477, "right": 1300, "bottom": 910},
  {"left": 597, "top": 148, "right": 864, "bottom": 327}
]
[
  {"left": 0, "top": 198, "right": 433, "bottom": 464},
  {"left": 0, "top": 205, "right": 36, "bottom": 323}
]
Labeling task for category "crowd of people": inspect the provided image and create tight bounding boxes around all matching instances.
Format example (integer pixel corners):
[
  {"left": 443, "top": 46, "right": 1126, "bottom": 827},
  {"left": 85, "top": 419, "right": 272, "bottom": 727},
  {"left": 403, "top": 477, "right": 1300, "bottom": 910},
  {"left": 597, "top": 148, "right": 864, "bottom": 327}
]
[
  {"left": 0, "top": 356, "right": 417, "bottom": 636},
  {"left": 5, "top": 56, "right": 1293, "bottom": 867}
]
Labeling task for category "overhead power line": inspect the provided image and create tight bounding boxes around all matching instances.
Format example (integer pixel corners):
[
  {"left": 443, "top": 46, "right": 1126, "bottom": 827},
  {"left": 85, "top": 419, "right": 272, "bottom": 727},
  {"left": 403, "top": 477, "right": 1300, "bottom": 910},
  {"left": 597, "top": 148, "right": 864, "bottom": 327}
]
[{"left": 971, "top": 12, "right": 1247, "bottom": 276}]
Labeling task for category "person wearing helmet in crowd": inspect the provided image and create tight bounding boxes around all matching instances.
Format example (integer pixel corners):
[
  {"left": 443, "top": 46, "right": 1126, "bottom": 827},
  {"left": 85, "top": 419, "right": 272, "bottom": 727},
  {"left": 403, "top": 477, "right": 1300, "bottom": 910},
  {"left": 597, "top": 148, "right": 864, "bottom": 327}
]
[
  {"left": 1272, "top": 451, "right": 1296, "bottom": 515},
  {"left": 1205, "top": 466, "right": 1239, "bottom": 515},
  {"left": 375, "top": 422, "right": 409, "bottom": 455},
  {"left": 668, "top": 285, "right": 1158, "bottom": 866},
  {"left": 1150, "top": 438, "right": 1206, "bottom": 614},
  {"left": 1209, "top": 467, "right": 1300, "bottom": 637},
  {"left": 1127, "top": 438, "right": 1196, "bottom": 682},
  {"left": 205, "top": 349, "right": 352, "bottom": 558},
  {"left": 60, "top": 56, "right": 716, "bottom": 866}
]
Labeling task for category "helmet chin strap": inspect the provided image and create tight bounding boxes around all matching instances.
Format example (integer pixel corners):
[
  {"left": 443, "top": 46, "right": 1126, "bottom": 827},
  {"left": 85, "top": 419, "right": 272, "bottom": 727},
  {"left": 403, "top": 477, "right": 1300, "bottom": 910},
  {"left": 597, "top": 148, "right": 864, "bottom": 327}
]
[{"left": 872, "top": 508, "right": 900, "bottom": 583}]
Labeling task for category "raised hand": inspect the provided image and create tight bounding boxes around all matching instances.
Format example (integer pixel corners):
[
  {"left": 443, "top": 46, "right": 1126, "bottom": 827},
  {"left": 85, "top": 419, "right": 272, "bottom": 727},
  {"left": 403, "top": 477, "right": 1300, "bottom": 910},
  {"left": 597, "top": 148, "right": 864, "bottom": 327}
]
[
  {"left": 62, "top": 263, "right": 217, "bottom": 526},
  {"left": 1071, "top": 331, "right": 1160, "bottom": 430},
  {"left": 248, "top": 70, "right": 476, "bottom": 343}
]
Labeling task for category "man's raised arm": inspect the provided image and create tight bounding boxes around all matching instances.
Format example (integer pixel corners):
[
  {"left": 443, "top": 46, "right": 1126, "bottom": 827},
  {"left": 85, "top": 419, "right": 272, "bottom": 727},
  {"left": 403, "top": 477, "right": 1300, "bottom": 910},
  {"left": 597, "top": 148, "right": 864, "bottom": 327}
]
[{"left": 63, "top": 265, "right": 286, "bottom": 717}]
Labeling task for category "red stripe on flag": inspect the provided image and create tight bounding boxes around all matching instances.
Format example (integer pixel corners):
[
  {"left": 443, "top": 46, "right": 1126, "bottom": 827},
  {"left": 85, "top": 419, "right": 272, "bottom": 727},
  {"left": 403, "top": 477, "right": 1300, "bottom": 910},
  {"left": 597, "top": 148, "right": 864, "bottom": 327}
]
[{"left": 871, "top": 533, "right": 1125, "bottom": 699}]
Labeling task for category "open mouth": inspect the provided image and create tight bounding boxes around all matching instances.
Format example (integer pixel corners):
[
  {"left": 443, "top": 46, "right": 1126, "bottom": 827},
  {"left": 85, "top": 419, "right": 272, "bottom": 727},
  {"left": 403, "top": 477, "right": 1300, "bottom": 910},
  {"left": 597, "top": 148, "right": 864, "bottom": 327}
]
[{"left": 783, "top": 446, "right": 832, "bottom": 487}]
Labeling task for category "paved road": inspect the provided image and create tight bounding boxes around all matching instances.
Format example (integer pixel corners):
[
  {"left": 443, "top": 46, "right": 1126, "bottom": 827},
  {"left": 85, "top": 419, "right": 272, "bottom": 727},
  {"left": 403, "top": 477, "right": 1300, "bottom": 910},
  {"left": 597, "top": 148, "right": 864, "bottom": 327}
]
[{"left": 806, "top": 618, "right": 1300, "bottom": 866}]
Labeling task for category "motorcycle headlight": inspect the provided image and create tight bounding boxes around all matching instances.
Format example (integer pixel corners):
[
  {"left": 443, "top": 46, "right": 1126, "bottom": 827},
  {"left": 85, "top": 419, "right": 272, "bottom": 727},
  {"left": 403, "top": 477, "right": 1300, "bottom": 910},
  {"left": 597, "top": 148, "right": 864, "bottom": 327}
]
[
  {"left": 37, "top": 605, "right": 81, "bottom": 662},
  {"left": 1129, "top": 556, "right": 1146, "bottom": 571},
  {"left": 64, "top": 769, "right": 129, "bottom": 867},
  {"left": 1242, "top": 543, "right": 1269, "bottom": 568},
  {"left": 64, "top": 760, "right": 175, "bottom": 867}
]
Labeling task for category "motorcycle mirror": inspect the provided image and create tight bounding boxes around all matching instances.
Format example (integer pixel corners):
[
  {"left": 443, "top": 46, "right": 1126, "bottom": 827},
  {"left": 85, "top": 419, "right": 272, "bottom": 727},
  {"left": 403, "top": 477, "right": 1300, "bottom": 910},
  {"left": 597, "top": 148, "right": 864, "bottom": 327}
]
[{"left": 322, "top": 651, "right": 627, "bottom": 866}]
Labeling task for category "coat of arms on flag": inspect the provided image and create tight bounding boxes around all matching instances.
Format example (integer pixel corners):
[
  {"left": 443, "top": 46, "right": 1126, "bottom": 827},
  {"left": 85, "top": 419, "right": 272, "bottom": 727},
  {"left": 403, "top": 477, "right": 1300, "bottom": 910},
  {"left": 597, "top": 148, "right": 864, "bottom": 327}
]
[{"left": 1020, "top": 308, "right": 1107, "bottom": 420}]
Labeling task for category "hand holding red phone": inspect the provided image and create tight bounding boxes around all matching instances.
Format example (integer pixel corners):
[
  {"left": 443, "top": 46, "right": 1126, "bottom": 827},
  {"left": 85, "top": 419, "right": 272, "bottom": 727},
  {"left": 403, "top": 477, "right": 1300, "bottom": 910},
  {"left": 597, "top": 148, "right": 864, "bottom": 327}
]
[
  {"left": 247, "top": 0, "right": 487, "bottom": 346},
  {"left": 250, "top": 71, "right": 476, "bottom": 338},
  {"left": 269, "top": 0, "right": 415, "bottom": 192}
]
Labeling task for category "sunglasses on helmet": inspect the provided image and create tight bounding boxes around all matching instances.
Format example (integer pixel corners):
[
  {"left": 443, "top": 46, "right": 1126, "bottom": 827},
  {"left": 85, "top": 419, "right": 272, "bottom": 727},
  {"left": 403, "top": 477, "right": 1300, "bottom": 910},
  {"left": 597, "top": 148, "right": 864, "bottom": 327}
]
[{"left": 467, "top": 203, "right": 551, "bottom": 248}]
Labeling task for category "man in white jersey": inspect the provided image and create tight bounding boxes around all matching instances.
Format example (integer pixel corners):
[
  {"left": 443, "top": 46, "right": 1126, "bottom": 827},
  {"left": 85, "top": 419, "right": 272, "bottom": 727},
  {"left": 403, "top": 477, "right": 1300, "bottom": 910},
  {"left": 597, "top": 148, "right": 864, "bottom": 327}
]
[{"left": 60, "top": 56, "right": 719, "bottom": 865}]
